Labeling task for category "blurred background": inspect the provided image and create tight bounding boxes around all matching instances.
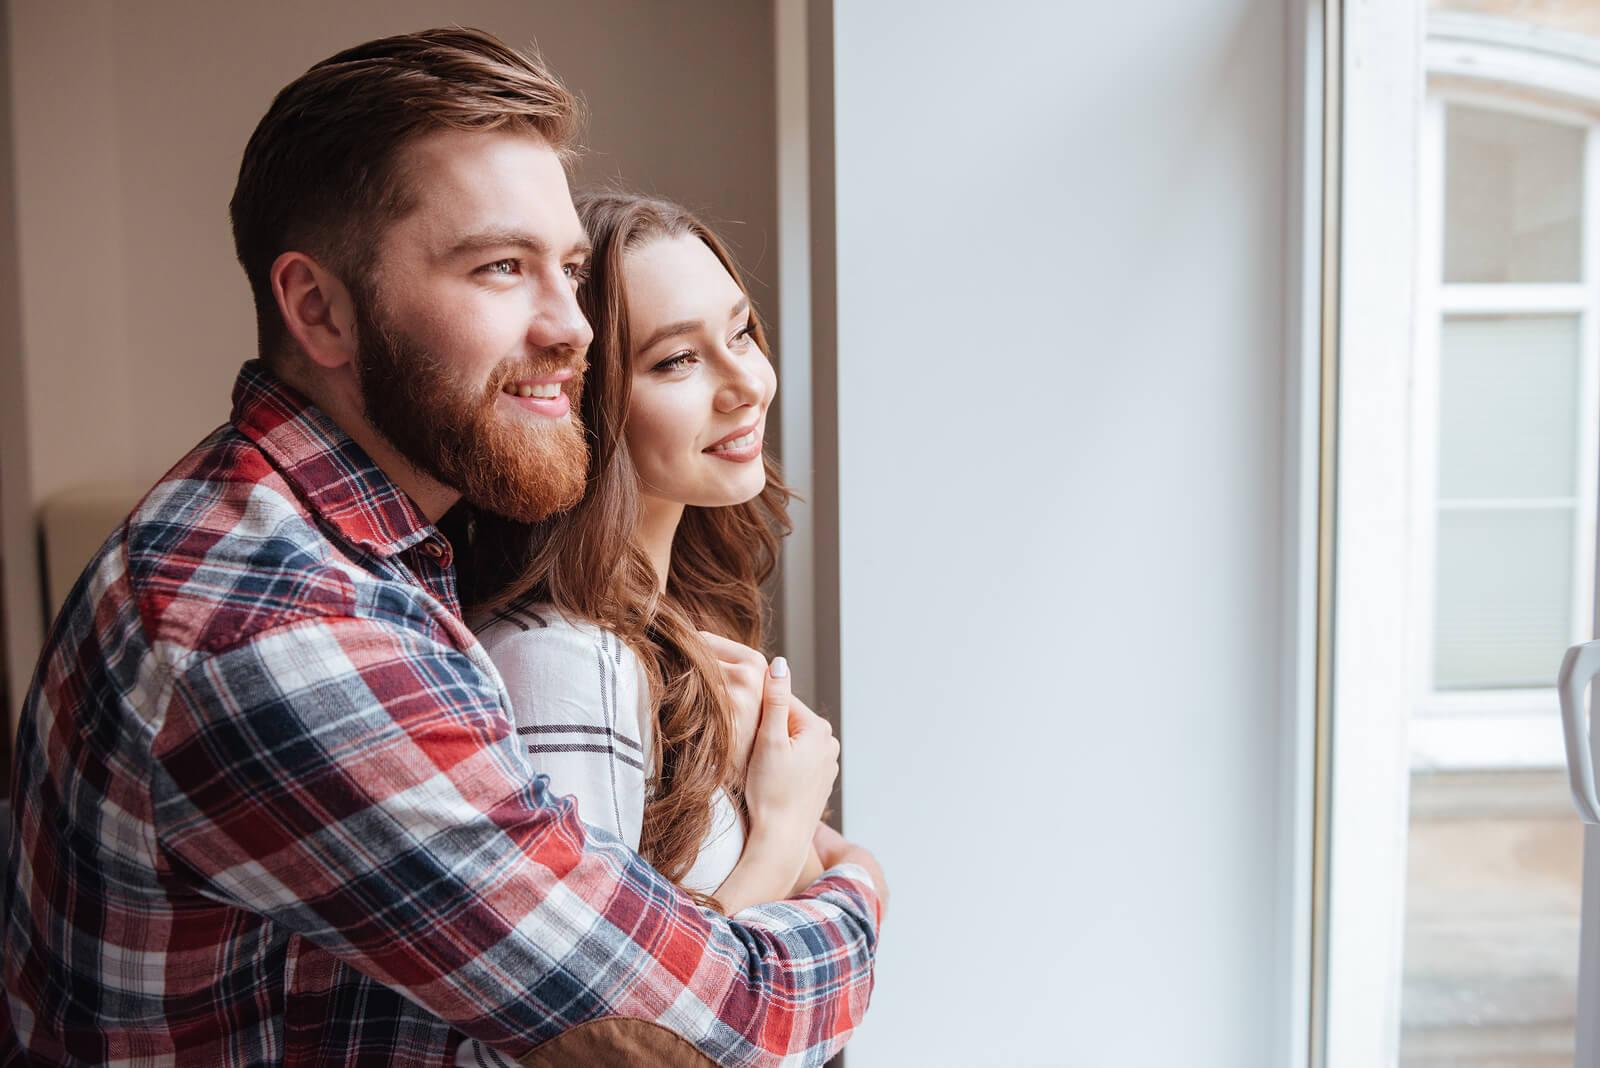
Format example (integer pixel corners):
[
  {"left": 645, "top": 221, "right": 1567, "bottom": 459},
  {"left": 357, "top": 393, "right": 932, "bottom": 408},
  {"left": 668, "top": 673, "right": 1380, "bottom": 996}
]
[{"left": 2, "top": 1, "right": 1598, "bottom": 1066}]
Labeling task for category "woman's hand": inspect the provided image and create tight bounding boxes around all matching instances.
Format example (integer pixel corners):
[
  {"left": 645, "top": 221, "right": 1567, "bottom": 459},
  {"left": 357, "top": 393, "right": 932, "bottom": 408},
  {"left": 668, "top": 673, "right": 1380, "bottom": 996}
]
[
  {"left": 742, "top": 660, "right": 838, "bottom": 860},
  {"left": 709, "top": 656, "right": 840, "bottom": 915},
  {"left": 698, "top": 630, "right": 766, "bottom": 777}
]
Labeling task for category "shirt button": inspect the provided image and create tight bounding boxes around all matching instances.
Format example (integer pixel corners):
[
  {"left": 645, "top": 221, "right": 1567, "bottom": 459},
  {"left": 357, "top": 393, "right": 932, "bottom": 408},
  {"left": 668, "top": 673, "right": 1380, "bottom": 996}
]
[{"left": 421, "top": 540, "right": 445, "bottom": 559}]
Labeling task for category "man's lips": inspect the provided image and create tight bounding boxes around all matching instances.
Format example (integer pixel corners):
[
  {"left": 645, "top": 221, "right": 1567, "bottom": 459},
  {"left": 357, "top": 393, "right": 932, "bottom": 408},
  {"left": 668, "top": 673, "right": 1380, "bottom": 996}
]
[
  {"left": 500, "top": 367, "right": 577, "bottom": 393},
  {"left": 499, "top": 368, "right": 577, "bottom": 418}
]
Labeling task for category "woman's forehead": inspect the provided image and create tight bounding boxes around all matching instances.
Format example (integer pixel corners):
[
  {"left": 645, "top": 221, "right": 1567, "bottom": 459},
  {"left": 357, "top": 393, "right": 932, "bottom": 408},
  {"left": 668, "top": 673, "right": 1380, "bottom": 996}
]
[{"left": 624, "top": 235, "right": 743, "bottom": 330}]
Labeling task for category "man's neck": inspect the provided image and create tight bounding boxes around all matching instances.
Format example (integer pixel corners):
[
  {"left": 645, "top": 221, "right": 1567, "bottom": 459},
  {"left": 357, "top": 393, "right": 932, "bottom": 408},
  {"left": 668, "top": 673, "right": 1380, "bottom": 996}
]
[{"left": 273, "top": 359, "right": 461, "bottom": 524}]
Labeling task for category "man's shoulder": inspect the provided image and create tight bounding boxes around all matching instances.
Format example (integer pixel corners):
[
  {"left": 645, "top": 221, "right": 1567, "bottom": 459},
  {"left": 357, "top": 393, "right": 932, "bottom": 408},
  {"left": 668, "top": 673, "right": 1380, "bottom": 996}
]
[{"left": 118, "top": 425, "right": 366, "bottom": 653}]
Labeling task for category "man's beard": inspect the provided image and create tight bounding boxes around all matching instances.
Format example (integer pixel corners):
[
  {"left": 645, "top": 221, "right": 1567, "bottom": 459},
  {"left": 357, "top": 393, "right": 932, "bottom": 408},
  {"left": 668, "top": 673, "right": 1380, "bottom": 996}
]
[{"left": 353, "top": 298, "right": 589, "bottom": 523}]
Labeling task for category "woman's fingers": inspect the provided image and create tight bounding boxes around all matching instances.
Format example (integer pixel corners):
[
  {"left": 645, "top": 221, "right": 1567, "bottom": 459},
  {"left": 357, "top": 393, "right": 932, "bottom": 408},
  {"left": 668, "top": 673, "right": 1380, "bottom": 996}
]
[
  {"left": 697, "top": 629, "right": 762, "bottom": 667},
  {"left": 785, "top": 695, "right": 834, "bottom": 739},
  {"left": 759, "top": 657, "right": 792, "bottom": 743}
]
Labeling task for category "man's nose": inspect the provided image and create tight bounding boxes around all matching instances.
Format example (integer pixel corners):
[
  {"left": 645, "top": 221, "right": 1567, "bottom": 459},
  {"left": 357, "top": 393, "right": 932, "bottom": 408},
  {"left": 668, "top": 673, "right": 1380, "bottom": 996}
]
[{"left": 528, "top": 279, "right": 593, "bottom": 355}]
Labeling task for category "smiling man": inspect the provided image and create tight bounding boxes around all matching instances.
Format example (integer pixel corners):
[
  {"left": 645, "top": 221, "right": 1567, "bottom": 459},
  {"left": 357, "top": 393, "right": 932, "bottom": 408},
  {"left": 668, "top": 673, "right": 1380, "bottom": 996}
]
[{"left": 1, "top": 29, "right": 881, "bottom": 1067}]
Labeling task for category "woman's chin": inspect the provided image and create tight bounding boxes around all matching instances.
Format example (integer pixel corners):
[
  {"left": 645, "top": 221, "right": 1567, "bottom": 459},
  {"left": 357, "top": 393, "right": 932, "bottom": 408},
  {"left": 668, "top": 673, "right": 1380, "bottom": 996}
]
[{"left": 687, "top": 475, "right": 768, "bottom": 510}]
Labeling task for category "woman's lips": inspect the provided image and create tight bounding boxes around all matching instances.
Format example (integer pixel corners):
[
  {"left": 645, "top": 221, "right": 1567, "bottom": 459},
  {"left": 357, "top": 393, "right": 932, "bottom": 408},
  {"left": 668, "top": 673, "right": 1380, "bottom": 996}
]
[{"left": 704, "top": 424, "right": 762, "bottom": 463}]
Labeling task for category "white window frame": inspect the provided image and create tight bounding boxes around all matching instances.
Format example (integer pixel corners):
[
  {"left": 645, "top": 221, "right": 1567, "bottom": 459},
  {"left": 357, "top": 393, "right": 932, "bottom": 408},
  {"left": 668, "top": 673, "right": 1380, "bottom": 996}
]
[
  {"left": 1408, "top": 32, "right": 1600, "bottom": 772},
  {"left": 1326, "top": 10, "right": 1600, "bottom": 1067}
]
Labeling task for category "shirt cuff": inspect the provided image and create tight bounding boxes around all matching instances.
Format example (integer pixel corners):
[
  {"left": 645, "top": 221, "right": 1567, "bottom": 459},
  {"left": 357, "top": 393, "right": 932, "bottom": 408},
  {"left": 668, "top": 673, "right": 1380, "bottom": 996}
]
[{"left": 804, "top": 862, "right": 882, "bottom": 929}]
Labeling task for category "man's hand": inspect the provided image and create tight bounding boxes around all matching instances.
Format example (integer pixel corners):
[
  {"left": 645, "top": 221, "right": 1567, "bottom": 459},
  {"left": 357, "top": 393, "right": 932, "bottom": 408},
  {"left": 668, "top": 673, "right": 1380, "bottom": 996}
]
[{"left": 813, "top": 822, "right": 888, "bottom": 920}]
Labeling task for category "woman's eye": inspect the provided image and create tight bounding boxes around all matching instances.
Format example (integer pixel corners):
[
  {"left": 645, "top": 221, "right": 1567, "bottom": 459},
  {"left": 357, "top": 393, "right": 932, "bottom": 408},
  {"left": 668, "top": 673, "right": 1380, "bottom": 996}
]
[
  {"left": 731, "top": 320, "right": 756, "bottom": 346},
  {"left": 654, "top": 352, "right": 697, "bottom": 372}
]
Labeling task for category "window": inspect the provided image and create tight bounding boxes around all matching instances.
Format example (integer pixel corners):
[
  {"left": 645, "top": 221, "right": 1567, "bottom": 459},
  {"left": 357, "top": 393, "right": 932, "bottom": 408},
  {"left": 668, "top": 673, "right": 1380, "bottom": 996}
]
[
  {"left": 1409, "top": 97, "right": 1600, "bottom": 768},
  {"left": 1326, "top": 6, "right": 1600, "bottom": 1065}
]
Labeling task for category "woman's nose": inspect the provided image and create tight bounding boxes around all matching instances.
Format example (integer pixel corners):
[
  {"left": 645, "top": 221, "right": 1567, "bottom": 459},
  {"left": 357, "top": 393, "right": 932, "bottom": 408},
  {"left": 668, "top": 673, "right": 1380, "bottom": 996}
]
[{"left": 714, "top": 357, "right": 767, "bottom": 412}]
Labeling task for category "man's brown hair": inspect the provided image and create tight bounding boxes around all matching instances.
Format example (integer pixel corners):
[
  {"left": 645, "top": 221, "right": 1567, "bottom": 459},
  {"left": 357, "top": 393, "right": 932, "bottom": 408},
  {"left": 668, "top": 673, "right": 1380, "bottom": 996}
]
[{"left": 229, "top": 27, "right": 580, "bottom": 361}]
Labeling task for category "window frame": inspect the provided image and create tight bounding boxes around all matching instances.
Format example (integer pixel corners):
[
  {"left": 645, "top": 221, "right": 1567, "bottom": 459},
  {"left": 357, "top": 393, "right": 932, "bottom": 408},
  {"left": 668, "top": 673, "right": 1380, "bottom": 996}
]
[{"left": 1408, "top": 73, "right": 1600, "bottom": 771}]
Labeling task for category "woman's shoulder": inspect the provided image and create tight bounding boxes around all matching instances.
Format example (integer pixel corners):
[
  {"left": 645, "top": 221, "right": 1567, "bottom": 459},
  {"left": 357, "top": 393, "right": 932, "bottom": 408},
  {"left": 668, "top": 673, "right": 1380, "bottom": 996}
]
[
  {"left": 471, "top": 601, "right": 650, "bottom": 728},
  {"left": 471, "top": 601, "right": 625, "bottom": 659}
]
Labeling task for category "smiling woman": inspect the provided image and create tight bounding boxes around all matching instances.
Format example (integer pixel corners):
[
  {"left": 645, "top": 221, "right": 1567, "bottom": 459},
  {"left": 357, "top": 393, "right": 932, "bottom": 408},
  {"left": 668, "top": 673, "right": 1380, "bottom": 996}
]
[
  {"left": 624, "top": 235, "right": 777, "bottom": 568},
  {"left": 450, "top": 192, "right": 841, "bottom": 1068}
]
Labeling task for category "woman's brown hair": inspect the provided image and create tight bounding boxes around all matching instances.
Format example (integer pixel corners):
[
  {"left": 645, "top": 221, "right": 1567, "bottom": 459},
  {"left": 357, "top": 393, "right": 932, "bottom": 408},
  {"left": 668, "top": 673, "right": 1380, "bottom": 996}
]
[{"left": 454, "top": 192, "right": 792, "bottom": 900}]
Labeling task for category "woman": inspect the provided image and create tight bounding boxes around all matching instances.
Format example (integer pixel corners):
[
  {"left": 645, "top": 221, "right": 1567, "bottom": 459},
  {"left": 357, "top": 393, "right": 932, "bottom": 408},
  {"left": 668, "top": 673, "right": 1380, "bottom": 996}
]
[{"left": 455, "top": 191, "right": 833, "bottom": 917}]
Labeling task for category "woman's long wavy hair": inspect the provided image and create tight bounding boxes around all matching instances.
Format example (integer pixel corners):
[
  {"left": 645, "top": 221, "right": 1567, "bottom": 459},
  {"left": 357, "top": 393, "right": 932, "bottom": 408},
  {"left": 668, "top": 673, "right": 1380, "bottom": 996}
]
[{"left": 454, "top": 191, "right": 792, "bottom": 901}]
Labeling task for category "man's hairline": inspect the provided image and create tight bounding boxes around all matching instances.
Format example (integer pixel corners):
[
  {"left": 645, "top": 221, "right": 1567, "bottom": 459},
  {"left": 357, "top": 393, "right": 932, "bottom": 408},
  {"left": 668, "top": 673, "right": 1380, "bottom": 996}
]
[{"left": 373, "top": 124, "right": 587, "bottom": 266}]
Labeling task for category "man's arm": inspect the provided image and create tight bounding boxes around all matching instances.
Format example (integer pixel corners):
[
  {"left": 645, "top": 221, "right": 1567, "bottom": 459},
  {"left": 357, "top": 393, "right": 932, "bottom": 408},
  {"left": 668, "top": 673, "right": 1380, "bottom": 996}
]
[{"left": 154, "top": 615, "right": 879, "bottom": 1066}]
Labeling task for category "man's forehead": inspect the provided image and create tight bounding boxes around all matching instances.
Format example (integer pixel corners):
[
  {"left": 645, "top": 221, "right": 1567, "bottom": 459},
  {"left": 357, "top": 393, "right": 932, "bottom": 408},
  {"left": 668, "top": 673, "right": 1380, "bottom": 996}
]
[{"left": 392, "top": 128, "right": 584, "bottom": 250}]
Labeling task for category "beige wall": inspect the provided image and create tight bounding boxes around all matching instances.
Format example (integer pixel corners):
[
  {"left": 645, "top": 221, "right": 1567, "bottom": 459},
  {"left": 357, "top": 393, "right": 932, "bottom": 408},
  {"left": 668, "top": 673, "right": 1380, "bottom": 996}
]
[
  {"left": 10, "top": 0, "right": 778, "bottom": 501},
  {"left": 0, "top": 0, "right": 42, "bottom": 729},
  {"left": 1, "top": 0, "right": 779, "bottom": 715},
  {"left": 1432, "top": 0, "right": 1600, "bottom": 37}
]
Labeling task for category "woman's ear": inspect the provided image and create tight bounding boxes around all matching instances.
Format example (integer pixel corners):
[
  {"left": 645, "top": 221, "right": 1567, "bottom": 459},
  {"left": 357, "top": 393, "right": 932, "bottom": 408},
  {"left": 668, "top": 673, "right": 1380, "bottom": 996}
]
[{"left": 269, "top": 250, "right": 359, "bottom": 370}]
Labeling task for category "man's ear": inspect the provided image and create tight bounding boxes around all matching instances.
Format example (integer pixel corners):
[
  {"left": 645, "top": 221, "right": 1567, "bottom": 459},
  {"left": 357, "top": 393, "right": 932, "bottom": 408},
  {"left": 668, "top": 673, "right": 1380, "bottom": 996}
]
[{"left": 270, "top": 251, "right": 359, "bottom": 370}]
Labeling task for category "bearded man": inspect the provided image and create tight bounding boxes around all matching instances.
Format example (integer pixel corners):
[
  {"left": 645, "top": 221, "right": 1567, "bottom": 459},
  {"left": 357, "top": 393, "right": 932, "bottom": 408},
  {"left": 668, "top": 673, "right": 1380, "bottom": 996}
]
[{"left": 1, "top": 28, "right": 882, "bottom": 1067}]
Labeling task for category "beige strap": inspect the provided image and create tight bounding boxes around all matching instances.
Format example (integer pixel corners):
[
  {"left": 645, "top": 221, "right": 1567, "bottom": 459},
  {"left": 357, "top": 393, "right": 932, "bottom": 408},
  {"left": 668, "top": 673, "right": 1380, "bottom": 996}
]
[{"left": 516, "top": 1017, "right": 721, "bottom": 1067}]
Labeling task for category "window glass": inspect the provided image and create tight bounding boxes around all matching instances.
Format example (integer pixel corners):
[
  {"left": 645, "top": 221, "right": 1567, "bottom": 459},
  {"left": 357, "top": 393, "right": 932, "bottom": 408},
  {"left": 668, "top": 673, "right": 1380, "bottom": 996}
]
[
  {"left": 1444, "top": 105, "right": 1584, "bottom": 284},
  {"left": 1434, "top": 507, "right": 1575, "bottom": 690},
  {"left": 1438, "top": 314, "right": 1580, "bottom": 501}
]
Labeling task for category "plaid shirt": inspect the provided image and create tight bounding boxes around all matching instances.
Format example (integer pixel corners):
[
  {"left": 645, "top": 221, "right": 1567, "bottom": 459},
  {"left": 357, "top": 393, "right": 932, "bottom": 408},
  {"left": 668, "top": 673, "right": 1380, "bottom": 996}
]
[{"left": 3, "top": 361, "right": 879, "bottom": 1066}]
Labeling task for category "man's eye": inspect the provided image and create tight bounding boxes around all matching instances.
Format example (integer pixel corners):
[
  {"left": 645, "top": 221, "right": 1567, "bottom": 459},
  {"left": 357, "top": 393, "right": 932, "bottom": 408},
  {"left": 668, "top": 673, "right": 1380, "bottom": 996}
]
[
  {"left": 481, "top": 259, "right": 519, "bottom": 276},
  {"left": 563, "top": 262, "right": 591, "bottom": 284}
]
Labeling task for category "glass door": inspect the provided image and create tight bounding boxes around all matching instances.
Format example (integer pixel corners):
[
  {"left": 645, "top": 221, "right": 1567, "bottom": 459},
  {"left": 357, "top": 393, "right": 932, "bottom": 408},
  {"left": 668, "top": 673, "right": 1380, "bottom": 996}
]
[{"left": 1325, "top": 2, "right": 1600, "bottom": 1065}]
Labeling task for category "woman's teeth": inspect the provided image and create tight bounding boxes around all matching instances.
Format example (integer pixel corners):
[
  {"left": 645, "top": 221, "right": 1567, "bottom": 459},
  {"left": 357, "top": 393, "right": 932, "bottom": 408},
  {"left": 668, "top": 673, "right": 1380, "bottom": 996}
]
[
  {"left": 708, "top": 431, "right": 758, "bottom": 453},
  {"left": 504, "top": 382, "right": 562, "bottom": 399}
]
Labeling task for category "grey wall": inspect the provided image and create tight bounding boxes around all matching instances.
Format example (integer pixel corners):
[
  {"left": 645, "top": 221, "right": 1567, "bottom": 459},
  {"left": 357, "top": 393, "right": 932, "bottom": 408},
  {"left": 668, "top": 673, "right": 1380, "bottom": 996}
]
[{"left": 827, "top": 2, "right": 1290, "bottom": 1064}]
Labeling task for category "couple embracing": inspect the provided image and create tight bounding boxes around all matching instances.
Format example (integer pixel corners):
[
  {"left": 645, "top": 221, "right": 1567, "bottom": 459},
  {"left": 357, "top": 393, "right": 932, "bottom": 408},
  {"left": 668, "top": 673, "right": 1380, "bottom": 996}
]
[{"left": 2, "top": 26, "right": 884, "bottom": 1068}]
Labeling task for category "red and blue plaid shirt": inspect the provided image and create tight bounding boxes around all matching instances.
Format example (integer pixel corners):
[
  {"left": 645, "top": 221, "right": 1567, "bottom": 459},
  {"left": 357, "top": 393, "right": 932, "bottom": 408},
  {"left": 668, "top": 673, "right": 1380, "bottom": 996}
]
[{"left": 2, "top": 361, "right": 879, "bottom": 1066}]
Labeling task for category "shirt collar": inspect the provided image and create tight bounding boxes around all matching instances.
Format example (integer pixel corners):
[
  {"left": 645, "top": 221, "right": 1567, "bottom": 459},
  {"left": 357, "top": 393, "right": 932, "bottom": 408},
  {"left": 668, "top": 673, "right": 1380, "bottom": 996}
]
[{"left": 229, "top": 359, "right": 437, "bottom": 559}]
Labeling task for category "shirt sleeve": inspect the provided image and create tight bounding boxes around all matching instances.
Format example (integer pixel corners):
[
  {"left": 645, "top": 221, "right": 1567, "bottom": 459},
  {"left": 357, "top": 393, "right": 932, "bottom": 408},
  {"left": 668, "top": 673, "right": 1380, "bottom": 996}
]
[
  {"left": 153, "top": 615, "right": 879, "bottom": 1067},
  {"left": 480, "top": 618, "right": 648, "bottom": 849}
]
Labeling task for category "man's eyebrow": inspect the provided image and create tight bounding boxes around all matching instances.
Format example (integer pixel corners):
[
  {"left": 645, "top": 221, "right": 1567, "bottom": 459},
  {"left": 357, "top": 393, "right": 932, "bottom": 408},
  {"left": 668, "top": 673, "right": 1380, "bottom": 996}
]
[
  {"left": 442, "top": 229, "right": 592, "bottom": 260},
  {"left": 637, "top": 297, "right": 752, "bottom": 355}
]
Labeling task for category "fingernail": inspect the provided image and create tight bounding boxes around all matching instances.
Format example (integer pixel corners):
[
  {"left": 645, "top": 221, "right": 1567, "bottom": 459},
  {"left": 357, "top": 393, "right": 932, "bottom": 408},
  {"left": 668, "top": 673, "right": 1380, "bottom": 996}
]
[{"left": 770, "top": 656, "right": 789, "bottom": 679}]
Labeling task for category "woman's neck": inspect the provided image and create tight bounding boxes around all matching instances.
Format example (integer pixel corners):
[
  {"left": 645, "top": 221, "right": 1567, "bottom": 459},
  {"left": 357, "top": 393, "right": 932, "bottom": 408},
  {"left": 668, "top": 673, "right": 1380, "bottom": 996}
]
[{"left": 636, "top": 493, "right": 686, "bottom": 594}]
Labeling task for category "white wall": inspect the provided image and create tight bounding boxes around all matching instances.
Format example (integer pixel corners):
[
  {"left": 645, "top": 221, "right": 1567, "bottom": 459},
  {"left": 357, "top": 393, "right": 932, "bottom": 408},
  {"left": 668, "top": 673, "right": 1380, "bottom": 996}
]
[{"left": 828, "top": 3, "right": 1290, "bottom": 1064}]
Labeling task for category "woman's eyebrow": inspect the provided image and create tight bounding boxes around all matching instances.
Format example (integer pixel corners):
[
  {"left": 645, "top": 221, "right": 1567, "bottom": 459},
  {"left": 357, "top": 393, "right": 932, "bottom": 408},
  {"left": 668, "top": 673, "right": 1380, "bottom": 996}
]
[
  {"left": 637, "top": 318, "right": 701, "bottom": 353},
  {"left": 638, "top": 299, "right": 752, "bottom": 353}
]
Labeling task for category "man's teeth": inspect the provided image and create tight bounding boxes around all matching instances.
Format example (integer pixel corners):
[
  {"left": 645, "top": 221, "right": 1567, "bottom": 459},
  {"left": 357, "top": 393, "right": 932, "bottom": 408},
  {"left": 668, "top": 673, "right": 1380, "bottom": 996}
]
[
  {"left": 708, "top": 431, "right": 758, "bottom": 453},
  {"left": 503, "top": 382, "right": 563, "bottom": 399}
]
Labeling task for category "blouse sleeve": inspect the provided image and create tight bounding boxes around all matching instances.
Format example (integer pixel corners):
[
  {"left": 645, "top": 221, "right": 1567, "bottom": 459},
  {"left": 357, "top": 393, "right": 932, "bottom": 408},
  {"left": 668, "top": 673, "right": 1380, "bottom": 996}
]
[{"left": 475, "top": 609, "right": 649, "bottom": 848}]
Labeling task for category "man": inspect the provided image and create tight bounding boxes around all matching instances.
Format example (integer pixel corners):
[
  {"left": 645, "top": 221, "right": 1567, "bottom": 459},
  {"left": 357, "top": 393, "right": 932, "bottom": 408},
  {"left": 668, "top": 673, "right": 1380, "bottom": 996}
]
[{"left": 2, "top": 28, "right": 883, "bottom": 1066}]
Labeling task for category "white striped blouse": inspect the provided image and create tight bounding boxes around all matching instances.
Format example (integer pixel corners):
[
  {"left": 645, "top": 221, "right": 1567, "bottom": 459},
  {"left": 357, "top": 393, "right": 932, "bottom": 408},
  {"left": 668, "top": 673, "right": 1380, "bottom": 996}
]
[{"left": 471, "top": 602, "right": 744, "bottom": 897}]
